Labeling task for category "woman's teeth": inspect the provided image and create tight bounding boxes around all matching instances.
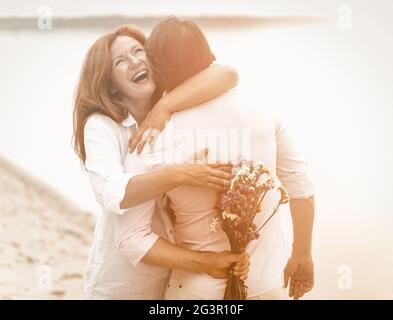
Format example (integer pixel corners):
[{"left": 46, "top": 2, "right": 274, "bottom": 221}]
[{"left": 132, "top": 70, "right": 148, "bottom": 83}]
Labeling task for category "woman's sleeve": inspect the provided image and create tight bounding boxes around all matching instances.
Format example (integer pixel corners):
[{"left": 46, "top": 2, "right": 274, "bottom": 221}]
[{"left": 84, "top": 115, "right": 136, "bottom": 214}]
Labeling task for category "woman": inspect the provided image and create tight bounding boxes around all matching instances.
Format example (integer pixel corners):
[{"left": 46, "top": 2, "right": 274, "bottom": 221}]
[{"left": 73, "top": 24, "right": 248, "bottom": 299}]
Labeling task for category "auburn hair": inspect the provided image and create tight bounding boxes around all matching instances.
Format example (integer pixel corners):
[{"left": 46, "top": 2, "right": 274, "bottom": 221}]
[
  {"left": 72, "top": 24, "right": 146, "bottom": 165},
  {"left": 145, "top": 16, "right": 216, "bottom": 93}
]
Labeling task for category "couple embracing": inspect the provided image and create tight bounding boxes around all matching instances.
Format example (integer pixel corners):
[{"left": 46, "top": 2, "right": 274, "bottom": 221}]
[{"left": 73, "top": 16, "right": 315, "bottom": 300}]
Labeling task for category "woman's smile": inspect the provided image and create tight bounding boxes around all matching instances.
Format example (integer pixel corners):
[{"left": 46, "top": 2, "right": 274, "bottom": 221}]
[{"left": 130, "top": 68, "right": 150, "bottom": 84}]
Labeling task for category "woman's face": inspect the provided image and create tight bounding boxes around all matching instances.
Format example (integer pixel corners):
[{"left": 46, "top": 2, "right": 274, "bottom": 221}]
[{"left": 109, "top": 35, "right": 156, "bottom": 101}]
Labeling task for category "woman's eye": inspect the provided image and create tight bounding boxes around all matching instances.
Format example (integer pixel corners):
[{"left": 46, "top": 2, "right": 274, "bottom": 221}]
[
  {"left": 135, "top": 48, "right": 144, "bottom": 53},
  {"left": 115, "top": 59, "right": 124, "bottom": 66}
]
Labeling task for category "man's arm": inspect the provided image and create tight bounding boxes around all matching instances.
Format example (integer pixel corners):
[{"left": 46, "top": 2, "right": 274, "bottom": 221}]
[
  {"left": 284, "top": 196, "right": 315, "bottom": 299},
  {"left": 275, "top": 117, "right": 315, "bottom": 299},
  {"left": 129, "top": 64, "right": 238, "bottom": 153},
  {"left": 290, "top": 197, "right": 314, "bottom": 258}
]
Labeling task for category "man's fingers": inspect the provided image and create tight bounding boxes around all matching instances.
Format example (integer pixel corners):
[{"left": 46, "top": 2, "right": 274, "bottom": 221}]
[
  {"left": 284, "top": 270, "right": 290, "bottom": 288},
  {"left": 292, "top": 280, "right": 301, "bottom": 300},
  {"left": 298, "top": 282, "right": 307, "bottom": 298},
  {"left": 283, "top": 260, "right": 296, "bottom": 288},
  {"left": 295, "top": 281, "right": 303, "bottom": 299},
  {"left": 289, "top": 278, "right": 296, "bottom": 297},
  {"left": 303, "top": 279, "right": 314, "bottom": 293}
]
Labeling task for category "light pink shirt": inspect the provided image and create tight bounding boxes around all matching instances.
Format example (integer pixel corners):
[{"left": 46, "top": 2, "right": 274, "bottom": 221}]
[{"left": 119, "top": 88, "right": 313, "bottom": 299}]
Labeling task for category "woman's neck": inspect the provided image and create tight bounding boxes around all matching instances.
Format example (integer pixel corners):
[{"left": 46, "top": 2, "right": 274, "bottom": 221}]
[{"left": 123, "top": 96, "right": 152, "bottom": 126}]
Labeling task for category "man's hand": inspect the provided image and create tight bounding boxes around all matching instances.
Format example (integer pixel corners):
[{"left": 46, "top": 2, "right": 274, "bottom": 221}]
[{"left": 284, "top": 255, "right": 314, "bottom": 300}]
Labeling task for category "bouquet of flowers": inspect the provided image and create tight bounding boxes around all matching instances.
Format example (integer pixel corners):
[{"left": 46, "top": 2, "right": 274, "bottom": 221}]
[{"left": 211, "top": 158, "right": 289, "bottom": 300}]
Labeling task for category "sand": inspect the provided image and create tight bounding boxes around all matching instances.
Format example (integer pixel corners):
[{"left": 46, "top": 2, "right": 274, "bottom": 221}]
[{"left": 0, "top": 156, "right": 94, "bottom": 299}]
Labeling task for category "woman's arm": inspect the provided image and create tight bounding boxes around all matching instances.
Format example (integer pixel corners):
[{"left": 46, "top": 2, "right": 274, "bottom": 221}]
[
  {"left": 84, "top": 115, "right": 230, "bottom": 213},
  {"left": 142, "top": 238, "right": 249, "bottom": 280},
  {"left": 120, "top": 163, "right": 231, "bottom": 209},
  {"left": 120, "top": 164, "right": 231, "bottom": 209},
  {"left": 156, "top": 64, "right": 238, "bottom": 115},
  {"left": 129, "top": 64, "right": 238, "bottom": 153}
]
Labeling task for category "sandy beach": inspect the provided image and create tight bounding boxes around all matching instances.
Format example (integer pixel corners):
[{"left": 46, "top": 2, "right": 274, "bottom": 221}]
[{"left": 0, "top": 156, "right": 94, "bottom": 299}]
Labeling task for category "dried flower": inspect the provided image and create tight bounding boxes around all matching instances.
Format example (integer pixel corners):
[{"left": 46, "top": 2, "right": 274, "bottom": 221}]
[
  {"left": 279, "top": 185, "right": 289, "bottom": 204},
  {"left": 209, "top": 216, "right": 221, "bottom": 232},
  {"left": 223, "top": 211, "right": 239, "bottom": 221},
  {"left": 214, "top": 158, "right": 289, "bottom": 300}
]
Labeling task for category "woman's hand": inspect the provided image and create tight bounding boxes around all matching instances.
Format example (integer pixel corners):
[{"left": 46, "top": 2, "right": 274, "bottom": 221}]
[
  {"left": 204, "top": 251, "right": 250, "bottom": 280},
  {"left": 176, "top": 164, "right": 232, "bottom": 192},
  {"left": 129, "top": 107, "right": 171, "bottom": 154},
  {"left": 175, "top": 148, "right": 233, "bottom": 191}
]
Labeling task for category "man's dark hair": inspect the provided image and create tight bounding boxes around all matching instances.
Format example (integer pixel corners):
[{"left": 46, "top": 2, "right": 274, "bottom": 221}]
[{"left": 145, "top": 16, "right": 216, "bottom": 93}]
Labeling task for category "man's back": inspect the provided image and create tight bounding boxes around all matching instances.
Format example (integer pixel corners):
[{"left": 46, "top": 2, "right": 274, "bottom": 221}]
[{"left": 143, "top": 88, "right": 287, "bottom": 299}]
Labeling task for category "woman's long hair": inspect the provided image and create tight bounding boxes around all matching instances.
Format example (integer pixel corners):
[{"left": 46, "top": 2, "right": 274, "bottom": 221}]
[{"left": 72, "top": 25, "right": 146, "bottom": 165}]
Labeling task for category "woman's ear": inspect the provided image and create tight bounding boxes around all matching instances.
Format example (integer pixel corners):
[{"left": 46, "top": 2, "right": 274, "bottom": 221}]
[{"left": 108, "top": 83, "right": 118, "bottom": 95}]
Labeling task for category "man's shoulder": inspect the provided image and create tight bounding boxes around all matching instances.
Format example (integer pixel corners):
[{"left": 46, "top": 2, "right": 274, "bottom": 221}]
[{"left": 171, "top": 88, "right": 241, "bottom": 120}]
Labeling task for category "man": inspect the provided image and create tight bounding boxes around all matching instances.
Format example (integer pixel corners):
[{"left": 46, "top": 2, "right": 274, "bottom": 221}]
[{"left": 117, "top": 17, "right": 315, "bottom": 300}]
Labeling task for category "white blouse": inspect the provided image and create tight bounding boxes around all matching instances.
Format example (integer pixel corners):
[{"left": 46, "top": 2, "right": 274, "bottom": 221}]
[{"left": 83, "top": 113, "right": 174, "bottom": 299}]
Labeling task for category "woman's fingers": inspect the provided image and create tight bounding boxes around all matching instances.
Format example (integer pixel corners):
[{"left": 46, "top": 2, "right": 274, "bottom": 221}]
[
  {"left": 136, "top": 140, "right": 147, "bottom": 154},
  {"left": 208, "top": 176, "right": 229, "bottom": 188},
  {"left": 185, "top": 148, "right": 209, "bottom": 164},
  {"left": 135, "top": 128, "right": 161, "bottom": 154},
  {"left": 208, "top": 166, "right": 232, "bottom": 174},
  {"left": 210, "top": 169, "right": 231, "bottom": 180},
  {"left": 208, "top": 163, "right": 233, "bottom": 170},
  {"left": 129, "top": 127, "right": 145, "bottom": 153},
  {"left": 233, "top": 254, "right": 250, "bottom": 280},
  {"left": 206, "top": 182, "right": 226, "bottom": 192}
]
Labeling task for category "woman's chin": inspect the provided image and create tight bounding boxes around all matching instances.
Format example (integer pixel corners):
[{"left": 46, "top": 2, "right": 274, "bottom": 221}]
[{"left": 125, "top": 82, "right": 156, "bottom": 100}]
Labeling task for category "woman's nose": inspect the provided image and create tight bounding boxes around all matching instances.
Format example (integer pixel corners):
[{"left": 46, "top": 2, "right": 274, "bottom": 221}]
[{"left": 127, "top": 54, "right": 141, "bottom": 68}]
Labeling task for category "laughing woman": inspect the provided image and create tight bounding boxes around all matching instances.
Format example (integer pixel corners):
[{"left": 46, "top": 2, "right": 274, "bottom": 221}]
[{"left": 73, "top": 24, "right": 248, "bottom": 299}]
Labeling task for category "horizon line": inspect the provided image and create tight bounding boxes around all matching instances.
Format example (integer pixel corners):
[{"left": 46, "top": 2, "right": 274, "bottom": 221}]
[{"left": 0, "top": 15, "right": 330, "bottom": 30}]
